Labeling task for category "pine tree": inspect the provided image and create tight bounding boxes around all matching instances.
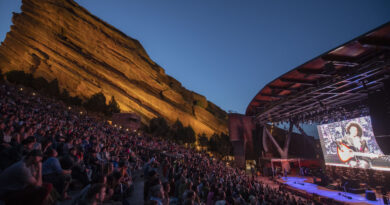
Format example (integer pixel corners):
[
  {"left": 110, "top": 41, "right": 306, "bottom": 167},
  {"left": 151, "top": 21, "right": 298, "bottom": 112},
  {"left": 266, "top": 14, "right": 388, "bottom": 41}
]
[{"left": 106, "top": 96, "right": 120, "bottom": 115}]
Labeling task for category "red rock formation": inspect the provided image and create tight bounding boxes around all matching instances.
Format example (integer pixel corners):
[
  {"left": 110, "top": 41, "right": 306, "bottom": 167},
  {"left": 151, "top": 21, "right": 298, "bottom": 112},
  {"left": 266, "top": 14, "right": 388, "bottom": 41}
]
[{"left": 0, "top": 0, "right": 227, "bottom": 135}]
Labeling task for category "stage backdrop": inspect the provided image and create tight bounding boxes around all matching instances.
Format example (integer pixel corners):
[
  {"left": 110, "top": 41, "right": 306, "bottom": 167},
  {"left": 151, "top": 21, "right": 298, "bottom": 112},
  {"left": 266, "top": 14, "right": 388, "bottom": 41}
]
[{"left": 317, "top": 116, "right": 390, "bottom": 171}]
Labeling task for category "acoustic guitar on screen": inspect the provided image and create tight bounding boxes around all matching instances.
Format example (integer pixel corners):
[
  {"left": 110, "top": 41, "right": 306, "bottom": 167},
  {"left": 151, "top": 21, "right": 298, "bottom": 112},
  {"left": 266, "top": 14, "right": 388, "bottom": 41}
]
[{"left": 337, "top": 143, "right": 382, "bottom": 162}]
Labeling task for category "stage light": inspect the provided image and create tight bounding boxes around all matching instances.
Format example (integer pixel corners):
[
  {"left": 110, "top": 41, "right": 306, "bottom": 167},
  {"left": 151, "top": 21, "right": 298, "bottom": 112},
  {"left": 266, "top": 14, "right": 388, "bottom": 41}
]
[
  {"left": 126, "top": 128, "right": 129, "bottom": 131},
  {"left": 68, "top": 106, "right": 71, "bottom": 110},
  {"left": 20, "top": 88, "right": 23, "bottom": 91},
  {"left": 80, "top": 111, "right": 83, "bottom": 114},
  {"left": 32, "top": 92, "right": 36, "bottom": 96}
]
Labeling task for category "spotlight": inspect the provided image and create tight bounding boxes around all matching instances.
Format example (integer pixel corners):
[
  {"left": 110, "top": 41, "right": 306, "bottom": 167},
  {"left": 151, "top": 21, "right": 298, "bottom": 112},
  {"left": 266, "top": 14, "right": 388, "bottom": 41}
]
[
  {"left": 68, "top": 106, "right": 71, "bottom": 110},
  {"left": 32, "top": 92, "right": 36, "bottom": 96},
  {"left": 20, "top": 88, "right": 23, "bottom": 91},
  {"left": 80, "top": 111, "right": 83, "bottom": 115}
]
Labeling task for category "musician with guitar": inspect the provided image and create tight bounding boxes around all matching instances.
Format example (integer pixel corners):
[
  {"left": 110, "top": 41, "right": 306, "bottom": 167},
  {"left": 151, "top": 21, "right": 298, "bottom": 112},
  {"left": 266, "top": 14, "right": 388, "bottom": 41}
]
[{"left": 336, "top": 122, "right": 378, "bottom": 169}]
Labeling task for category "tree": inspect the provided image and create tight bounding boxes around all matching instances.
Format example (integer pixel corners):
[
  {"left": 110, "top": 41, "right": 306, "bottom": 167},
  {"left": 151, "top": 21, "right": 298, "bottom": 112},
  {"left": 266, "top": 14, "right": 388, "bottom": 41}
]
[
  {"left": 208, "top": 133, "right": 233, "bottom": 159},
  {"left": 182, "top": 126, "right": 196, "bottom": 145},
  {"left": 31, "top": 77, "right": 49, "bottom": 91},
  {"left": 106, "top": 96, "right": 120, "bottom": 116},
  {"left": 69, "top": 96, "right": 82, "bottom": 106},
  {"left": 46, "top": 79, "right": 60, "bottom": 97},
  {"left": 217, "top": 133, "right": 233, "bottom": 158},
  {"left": 172, "top": 119, "right": 184, "bottom": 144},
  {"left": 4, "top": 70, "right": 84, "bottom": 108},
  {"left": 6, "top": 70, "right": 28, "bottom": 85},
  {"left": 60, "top": 89, "right": 71, "bottom": 102},
  {"left": 172, "top": 119, "right": 184, "bottom": 130},
  {"left": 149, "top": 117, "right": 170, "bottom": 138},
  {"left": 208, "top": 133, "right": 219, "bottom": 153},
  {"left": 84, "top": 92, "right": 107, "bottom": 113},
  {"left": 60, "top": 89, "right": 82, "bottom": 106},
  {"left": 198, "top": 133, "right": 209, "bottom": 150}
]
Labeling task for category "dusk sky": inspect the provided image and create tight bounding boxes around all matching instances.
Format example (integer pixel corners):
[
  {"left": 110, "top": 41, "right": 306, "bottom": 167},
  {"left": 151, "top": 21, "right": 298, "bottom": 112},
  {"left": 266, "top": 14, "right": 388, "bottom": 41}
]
[{"left": 1, "top": 1, "right": 390, "bottom": 114}]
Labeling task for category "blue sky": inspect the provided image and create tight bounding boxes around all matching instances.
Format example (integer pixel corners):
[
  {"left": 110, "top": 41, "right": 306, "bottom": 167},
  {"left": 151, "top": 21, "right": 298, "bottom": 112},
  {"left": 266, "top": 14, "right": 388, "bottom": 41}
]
[{"left": 1, "top": 0, "right": 390, "bottom": 114}]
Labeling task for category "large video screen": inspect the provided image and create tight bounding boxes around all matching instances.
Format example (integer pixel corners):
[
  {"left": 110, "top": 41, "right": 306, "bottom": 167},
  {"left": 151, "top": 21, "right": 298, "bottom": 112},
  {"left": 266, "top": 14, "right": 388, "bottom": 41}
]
[{"left": 317, "top": 116, "right": 390, "bottom": 171}]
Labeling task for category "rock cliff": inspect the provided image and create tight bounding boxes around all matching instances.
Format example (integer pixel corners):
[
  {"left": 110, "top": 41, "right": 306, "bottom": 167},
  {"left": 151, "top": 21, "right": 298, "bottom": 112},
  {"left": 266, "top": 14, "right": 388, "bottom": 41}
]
[{"left": 0, "top": 0, "right": 228, "bottom": 135}]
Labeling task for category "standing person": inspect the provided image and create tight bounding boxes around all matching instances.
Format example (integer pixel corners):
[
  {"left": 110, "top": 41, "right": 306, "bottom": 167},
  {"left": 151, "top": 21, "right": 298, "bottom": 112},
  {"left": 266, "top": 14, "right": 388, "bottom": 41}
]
[
  {"left": 149, "top": 184, "right": 167, "bottom": 205},
  {"left": 0, "top": 150, "right": 52, "bottom": 205}
]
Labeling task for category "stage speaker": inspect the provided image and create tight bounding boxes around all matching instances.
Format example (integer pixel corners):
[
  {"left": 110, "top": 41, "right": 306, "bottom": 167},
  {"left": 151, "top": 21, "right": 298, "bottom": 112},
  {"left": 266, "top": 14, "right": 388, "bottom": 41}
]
[
  {"left": 365, "top": 190, "right": 377, "bottom": 201},
  {"left": 368, "top": 78, "right": 390, "bottom": 154}
]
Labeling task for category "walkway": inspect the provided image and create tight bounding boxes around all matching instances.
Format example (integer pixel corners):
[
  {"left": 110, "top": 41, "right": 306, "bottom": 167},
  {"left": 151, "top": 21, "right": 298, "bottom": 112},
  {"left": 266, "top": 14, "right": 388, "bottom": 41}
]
[{"left": 126, "top": 170, "right": 145, "bottom": 204}]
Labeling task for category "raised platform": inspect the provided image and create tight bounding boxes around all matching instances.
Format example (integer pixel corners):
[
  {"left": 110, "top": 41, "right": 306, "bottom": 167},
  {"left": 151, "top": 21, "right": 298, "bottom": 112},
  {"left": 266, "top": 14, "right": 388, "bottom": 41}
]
[{"left": 279, "top": 177, "right": 383, "bottom": 205}]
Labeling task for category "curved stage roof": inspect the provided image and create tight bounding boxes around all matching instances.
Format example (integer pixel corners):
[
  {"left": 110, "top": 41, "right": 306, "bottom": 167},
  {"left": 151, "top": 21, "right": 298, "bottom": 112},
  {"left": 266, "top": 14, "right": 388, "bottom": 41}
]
[{"left": 246, "top": 22, "right": 390, "bottom": 124}]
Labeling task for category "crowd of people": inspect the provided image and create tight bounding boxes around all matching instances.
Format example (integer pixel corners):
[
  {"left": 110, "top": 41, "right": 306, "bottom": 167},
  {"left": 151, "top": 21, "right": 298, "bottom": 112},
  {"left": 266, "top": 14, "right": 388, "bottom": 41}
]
[{"left": 0, "top": 81, "right": 317, "bottom": 205}]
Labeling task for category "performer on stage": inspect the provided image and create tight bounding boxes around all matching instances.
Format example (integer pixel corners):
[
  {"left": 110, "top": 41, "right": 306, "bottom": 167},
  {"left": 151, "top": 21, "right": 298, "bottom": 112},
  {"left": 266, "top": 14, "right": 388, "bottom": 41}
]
[{"left": 336, "top": 122, "right": 372, "bottom": 169}]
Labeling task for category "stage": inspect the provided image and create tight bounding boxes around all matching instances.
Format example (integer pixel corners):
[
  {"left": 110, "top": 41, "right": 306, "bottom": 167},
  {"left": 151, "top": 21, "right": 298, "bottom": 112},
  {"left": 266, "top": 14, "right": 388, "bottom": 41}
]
[{"left": 279, "top": 177, "right": 384, "bottom": 205}]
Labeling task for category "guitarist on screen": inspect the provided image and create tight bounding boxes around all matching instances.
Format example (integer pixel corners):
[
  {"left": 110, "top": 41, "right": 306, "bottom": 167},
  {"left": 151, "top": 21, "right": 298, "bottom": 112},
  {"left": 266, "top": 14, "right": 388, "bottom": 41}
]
[{"left": 336, "top": 122, "right": 372, "bottom": 169}]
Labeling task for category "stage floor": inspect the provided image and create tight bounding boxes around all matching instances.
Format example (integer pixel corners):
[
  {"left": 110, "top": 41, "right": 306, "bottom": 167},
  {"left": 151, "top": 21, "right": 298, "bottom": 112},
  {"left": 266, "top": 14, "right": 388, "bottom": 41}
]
[{"left": 280, "top": 177, "right": 383, "bottom": 205}]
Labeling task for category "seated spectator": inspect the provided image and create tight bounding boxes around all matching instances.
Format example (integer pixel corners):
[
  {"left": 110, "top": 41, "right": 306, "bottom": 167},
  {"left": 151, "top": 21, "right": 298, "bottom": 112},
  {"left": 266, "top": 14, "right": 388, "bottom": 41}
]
[
  {"left": 42, "top": 148, "right": 72, "bottom": 200},
  {"left": 77, "top": 183, "right": 106, "bottom": 205},
  {"left": 69, "top": 147, "right": 91, "bottom": 186},
  {"left": 0, "top": 150, "right": 52, "bottom": 205},
  {"left": 21, "top": 136, "right": 35, "bottom": 156},
  {"left": 117, "top": 160, "right": 133, "bottom": 196}
]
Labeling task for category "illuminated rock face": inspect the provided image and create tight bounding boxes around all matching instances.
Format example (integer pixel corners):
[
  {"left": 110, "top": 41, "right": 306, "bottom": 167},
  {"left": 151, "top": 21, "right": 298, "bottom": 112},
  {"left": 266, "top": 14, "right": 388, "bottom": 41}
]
[{"left": 0, "top": 0, "right": 227, "bottom": 135}]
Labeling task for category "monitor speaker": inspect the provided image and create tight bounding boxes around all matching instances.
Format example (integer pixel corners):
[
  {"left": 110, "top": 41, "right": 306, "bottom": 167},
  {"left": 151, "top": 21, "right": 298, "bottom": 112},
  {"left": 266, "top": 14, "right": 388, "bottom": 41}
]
[{"left": 365, "top": 190, "right": 377, "bottom": 201}]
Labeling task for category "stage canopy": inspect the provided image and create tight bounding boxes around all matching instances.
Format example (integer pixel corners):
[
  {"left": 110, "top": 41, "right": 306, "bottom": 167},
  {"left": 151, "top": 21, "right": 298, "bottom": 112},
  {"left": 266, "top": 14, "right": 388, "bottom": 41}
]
[{"left": 246, "top": 22, "right": 390, "bottom": 124}]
